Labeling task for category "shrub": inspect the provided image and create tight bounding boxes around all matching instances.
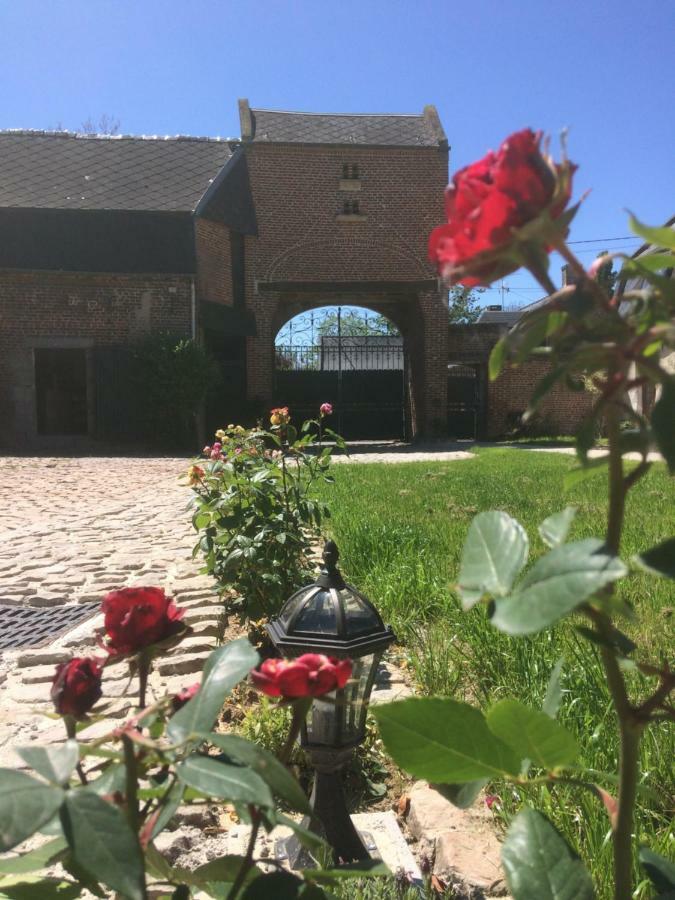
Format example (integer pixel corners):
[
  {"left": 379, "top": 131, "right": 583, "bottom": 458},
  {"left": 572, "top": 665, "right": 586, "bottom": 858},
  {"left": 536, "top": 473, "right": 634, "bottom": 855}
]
[{"left": 189, "top": 406, "right": 345, "bottom": 618}]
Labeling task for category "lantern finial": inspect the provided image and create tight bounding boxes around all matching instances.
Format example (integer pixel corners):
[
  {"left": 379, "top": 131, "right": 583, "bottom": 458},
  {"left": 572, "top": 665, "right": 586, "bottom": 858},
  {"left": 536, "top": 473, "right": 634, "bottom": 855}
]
[{"left": 317, "top": 540, "right": 345, "bottom": 590}]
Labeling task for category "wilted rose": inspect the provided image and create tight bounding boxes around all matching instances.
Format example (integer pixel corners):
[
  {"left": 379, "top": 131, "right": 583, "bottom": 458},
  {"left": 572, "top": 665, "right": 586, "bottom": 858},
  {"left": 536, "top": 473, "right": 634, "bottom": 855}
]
[
  {"left": 319, "top": 402, "right": 333, "bottom": 417},
  {"left": 429, "top": 129, "right": 576, "bottom": 286},
  {"left": 101, "top": 587, "right": 185, "bottom": 657},
  {"left": 270, "top": 407, "right": 290, "bottom": 427},
  {"left": 51, "top": 657, "right": 103, "bottom": 719},
  {"left": 251, "top": 653, "right": 352, "bottom": 699}
]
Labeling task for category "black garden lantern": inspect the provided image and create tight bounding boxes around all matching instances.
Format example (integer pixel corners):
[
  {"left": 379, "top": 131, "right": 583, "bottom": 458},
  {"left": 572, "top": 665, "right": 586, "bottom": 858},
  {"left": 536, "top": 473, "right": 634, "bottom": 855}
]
[{"left": 267, "top": 540, "right": 395, "bottom": 863}]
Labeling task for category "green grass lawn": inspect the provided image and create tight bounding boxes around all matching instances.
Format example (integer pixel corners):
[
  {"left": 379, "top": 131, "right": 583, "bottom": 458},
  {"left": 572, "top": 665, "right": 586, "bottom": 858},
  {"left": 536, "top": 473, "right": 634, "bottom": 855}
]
[{"left": 316, "top": 448, "right": 675, "bottom": 899}]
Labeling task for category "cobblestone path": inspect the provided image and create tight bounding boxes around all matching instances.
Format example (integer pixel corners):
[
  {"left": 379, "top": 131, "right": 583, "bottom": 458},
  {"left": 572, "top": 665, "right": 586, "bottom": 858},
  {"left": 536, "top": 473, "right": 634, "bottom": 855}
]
[{"left": 0, "top": 456, "right": 195, "bottom": 607}]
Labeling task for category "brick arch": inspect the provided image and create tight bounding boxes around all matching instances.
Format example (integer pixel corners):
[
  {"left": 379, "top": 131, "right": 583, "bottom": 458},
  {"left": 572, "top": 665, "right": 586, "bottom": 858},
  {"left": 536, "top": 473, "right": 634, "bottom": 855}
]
[{"left": 264, "top": 235, "right": 431, "bottom": 283}]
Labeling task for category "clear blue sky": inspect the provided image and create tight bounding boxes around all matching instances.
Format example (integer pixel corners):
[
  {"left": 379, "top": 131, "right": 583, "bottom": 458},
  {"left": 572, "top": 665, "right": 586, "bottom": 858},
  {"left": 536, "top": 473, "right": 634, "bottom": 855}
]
[{"left": 2, "top": 0, "right": 673, "bottom": 308}]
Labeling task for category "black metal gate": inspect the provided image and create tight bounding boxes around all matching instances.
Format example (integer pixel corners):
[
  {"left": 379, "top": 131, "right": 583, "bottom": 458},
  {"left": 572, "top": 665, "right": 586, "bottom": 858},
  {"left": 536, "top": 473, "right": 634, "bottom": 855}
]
[
  {"left": 274, "top": 317, "right": 406, "bottom": 440},
  {"left": 447, "top": 364, "right": 481, "bottom": 439}
]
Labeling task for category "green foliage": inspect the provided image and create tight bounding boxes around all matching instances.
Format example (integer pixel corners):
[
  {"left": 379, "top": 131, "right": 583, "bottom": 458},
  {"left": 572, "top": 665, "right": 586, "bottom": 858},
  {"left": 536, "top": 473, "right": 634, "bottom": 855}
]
[
  {"left": 0, "top": 640, "right": 383, "bottom": 900},
  {"left": 501, "top": 809, "right": 595, "bottom": 900},
  {"left": 130, "top": 332, "right": 219, "bottom": 447},
  {"left": 316, "top": 310, "right": 398, "bottom": 337},
  {"left": 189, "top": 413, "right": 344, "bottom": 618},
  {"left": 447, "top": 285, "right": 484, "bottom": 324}
]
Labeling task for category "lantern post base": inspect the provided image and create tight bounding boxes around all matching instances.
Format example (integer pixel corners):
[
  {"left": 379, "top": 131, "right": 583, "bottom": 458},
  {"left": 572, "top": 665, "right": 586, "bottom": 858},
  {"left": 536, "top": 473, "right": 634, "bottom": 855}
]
[{"left": 280, "top": 747, "right": 370, "bottom": 868}]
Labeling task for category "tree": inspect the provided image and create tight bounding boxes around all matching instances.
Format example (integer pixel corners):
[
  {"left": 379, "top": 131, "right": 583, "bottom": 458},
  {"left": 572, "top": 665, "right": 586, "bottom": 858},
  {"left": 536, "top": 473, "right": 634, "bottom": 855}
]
[
  {"left": 316, "top": 310, "right": 397, "bottom": 337},
  {"left": 80, "top": 114, "right": 121, "bottom": 135},
  {"left": 448, "top": 286, "right": 484, "bottom": 324},
  {"left": 595, "top": 250, "right": 618, "bottom": 296}
]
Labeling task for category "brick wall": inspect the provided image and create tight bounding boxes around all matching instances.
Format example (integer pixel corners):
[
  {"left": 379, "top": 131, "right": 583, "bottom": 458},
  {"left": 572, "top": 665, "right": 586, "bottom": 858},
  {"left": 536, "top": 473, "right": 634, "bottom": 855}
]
[
  {"left": 194, "top": 219, "right": 232, "bottom": 306},
  {"left": 488, "top": 361, "right": 595, "bottom": 438},
  {"left": 0, "top": 270, "right": 192, "bottom": 444},
  {"left": 242, "top": 142, "right": 449, "bottom": 434}
]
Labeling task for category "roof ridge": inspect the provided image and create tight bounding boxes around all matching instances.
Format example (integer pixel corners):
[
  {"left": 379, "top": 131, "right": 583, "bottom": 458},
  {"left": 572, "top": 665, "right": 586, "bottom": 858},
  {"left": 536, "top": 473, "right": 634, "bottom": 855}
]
[
  {"left": 0, "top": 129, "right": 239, "bottom": 143},
  {"left": 251, "top": 108, "right": 425, "bottom": 119}
]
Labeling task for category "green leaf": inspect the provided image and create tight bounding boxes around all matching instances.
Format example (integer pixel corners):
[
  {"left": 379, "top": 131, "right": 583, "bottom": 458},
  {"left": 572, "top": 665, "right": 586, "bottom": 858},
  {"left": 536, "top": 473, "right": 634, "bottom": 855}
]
[
  {"left": 373, "top": 698, "right": 520, "bottom": 783},
  {"left": 301, "top": 860, "right": 390, "bottom": 883},
  {"left": 639, "top": 847, "right": 675, "bottom": 893},
  {"left": 0, "top": 838, "right": 67, "bottom": 875},
  {"left": 636, "top": 538, "right": 675, "bottom": 579},
  {"left": 16, "top": 742, "right": 79, "bottom": 786},
  {"left": 431, "top": 779, "right": 488, "bottom": 809},
  {"left": 489, "top": 336, "right": 508, "bottom": 380},
  {"left": 151, "top": 780, "right": 185, "bottom": 840},
  {"left": 0, "top": 770, "right": 64, "bottom": 852},
  {"left": 0, "top": 876, "right": 81, "bottom": 899},
  {"left": 204, "top": 733, "right": 311, "bottom": 814},
  {"left": 61, "top": 790, "right": 145, "bottom": 900},
  {"left": 623, "top": 251, "right": 675, "bottom": 273},
  {"left": 563, "top": 457, "right": 608, "bottom": 489},
  {"left": 491, "top": 539, "right": 627, "bottom": 636},
  {"left": 486, "top": 700, "right": 579, "bottom": 770},
  {"left": 543, "top": 658, "right": 565, "bottom": 719},
  {"left": 539, "top": 508, "right": 576, "bottom": 548},
  {"left": 176, "top": 755, "right": 273, "bottom": 807},
  {"left": 191, "top": 854, "right": 262, "bottom": 886},
  {"left": 525, "top": 366, "right": 567, "bottom": 418},
  {"left": 502, "top": 808, "right": 595, "bottom": 899},
  {"left": 652, "top": 378, "right": 675, "bottom": 473},
  {"left": 458, "top": 511, "right": 529, "bottom": 608},
  {"left": 628, "top": 214, "right": 675, "bottom": 251},
  {"left": 167, "top": 638, "right": 259, "bottom": 743},
  {"left": 240, "top": 872, "right": 305, "bottom": 900}
]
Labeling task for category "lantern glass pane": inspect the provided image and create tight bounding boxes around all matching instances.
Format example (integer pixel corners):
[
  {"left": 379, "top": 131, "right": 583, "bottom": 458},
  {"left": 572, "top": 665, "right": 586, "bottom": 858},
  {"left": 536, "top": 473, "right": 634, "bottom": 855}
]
[
  {"left": 292, "top": 589, "right": 338, "bottom": 634},
  {"left": 338, "top": 588, "right": 382, "bottom": 638},
  {"left": 344, "top": 653, "right": 376, "bottom": 742},
  {"left": 279, "top": 587, "right": 313, "bottom": 629},
  {"left": 305, "top": 692, "right": 338, "bottom": 745}
]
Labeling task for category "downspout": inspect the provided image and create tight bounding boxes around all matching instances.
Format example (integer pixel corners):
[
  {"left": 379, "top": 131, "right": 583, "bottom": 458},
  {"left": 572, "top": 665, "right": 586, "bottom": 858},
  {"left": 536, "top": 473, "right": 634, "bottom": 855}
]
[{"left": 190, "top": 278, "right": 197, "bottom": 340}]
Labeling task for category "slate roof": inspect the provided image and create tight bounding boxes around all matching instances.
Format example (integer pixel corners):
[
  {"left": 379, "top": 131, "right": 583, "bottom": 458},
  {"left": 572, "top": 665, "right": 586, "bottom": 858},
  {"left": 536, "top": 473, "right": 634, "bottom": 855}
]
[
  {"left": 248, "top": 107, "right": 445, "bottom": 147},
  {"left": 0, "top": 131, "right": 235, "bottom": 211},
  {"left": 476, "top": 308, "right": 524, "bottom": 325}
]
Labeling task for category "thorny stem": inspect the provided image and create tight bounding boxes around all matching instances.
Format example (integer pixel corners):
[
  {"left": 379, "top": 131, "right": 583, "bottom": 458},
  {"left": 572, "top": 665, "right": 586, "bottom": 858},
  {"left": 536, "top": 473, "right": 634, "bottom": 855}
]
[
  {"left": 64, "top": 715, "right": 88, "bottom": 786},
  {"left": 599, "top": 391, "right": 640, "bottom": 900},
  {"left": 227, "top": 699, "right": 311, "bottom": 900},
  {"left": 138, "top": 650, "right": 151, "bottom": 711},
  {"left": 122, "top": 733, "right": 148, "bottom": 899}
]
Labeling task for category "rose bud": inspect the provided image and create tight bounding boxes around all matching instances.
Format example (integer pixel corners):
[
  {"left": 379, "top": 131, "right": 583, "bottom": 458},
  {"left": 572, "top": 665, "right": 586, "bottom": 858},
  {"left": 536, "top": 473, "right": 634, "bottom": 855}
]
[
  {"left": 51, "top": 657, "right": 103, "bottom": 719},
  {"left": 429, "top": 129, "right": 577, "bottom": 287},
  {"left": 251, "top": 653, "right": 352, "bottom": 699},
  {"left": 170, "top": 682, "right": 200, "bottom": 712},
  {"left": 319, "top": 402, "right": 333, "bottom": 417},
  {"left": 101, "top": 586, "right": 185, "bottom": 657}
]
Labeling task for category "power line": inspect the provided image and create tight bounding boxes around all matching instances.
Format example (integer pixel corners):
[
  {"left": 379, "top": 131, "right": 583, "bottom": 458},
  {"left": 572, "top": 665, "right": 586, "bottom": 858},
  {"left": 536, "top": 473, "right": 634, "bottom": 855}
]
[{"left": 567, "top": 236, "right": 640, "bottom": 244}]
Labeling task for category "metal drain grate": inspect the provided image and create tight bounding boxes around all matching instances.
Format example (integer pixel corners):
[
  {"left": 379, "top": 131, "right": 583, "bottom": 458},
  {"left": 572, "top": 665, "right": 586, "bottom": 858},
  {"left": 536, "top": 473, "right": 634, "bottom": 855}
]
[{"left": 0, "top": 603, "right": 99, "bottom": 651}]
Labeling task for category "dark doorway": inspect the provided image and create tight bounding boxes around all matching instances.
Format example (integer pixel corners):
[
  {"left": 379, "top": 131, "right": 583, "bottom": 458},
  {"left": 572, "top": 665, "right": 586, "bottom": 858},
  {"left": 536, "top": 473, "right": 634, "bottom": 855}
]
[
  {"left": 274, "top": 308, "right": 406, "bottom": 440},
  {"left": 447, "top": 364, "right": 480, "bottom": 439},
  {"left": 203, "top": 334, "right": 247, "bottom": 430},
  {"left": 35, "top": 348, "right": 88, "bottom": 435}
]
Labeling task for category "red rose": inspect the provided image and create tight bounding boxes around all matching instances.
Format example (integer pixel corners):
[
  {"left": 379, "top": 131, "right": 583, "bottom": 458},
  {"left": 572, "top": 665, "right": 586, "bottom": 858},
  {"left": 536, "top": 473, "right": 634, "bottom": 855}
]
[
  {"left": 51, "top": 657, "right": 103, "bottom": 719},
  {"left": 101, "top": 587, "right": 185, "bottom": 657},
  {"left": 251, "top": 653, "right": 352, "bottom": 699},
  {"left": 171, "top": 682, "right": 200, "bottom": 712},
  {"left": 429, "top": 129, "right": 576, "bottom": 286}
]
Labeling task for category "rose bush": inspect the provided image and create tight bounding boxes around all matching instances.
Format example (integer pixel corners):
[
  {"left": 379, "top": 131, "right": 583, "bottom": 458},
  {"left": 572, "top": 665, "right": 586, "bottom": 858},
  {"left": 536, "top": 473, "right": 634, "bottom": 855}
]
[
  {"left": 428, "top": 128, "right": 576, "bottom": 287},
  {"left": 0, "top": 586, "right": 376, "bottom": 899},
  {"left": 189, "top": 406, "right": 345, "bottom": 618},
  {"left": 380, "top": 132, "right": 675, "bottom": 900}
]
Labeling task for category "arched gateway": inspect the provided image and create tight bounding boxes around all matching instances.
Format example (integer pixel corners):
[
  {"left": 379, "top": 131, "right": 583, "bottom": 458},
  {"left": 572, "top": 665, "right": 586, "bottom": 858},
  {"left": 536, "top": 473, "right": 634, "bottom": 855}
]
[{"left": 0, "top": 99, "right": 450, "bottom": 446}]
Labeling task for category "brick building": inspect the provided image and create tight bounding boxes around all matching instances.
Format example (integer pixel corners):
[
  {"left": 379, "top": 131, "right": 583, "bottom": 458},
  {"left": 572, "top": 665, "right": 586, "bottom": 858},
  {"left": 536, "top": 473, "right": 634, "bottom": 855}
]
[{"left": 0, "top": 100, "right": 591, "bottom": 448}]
